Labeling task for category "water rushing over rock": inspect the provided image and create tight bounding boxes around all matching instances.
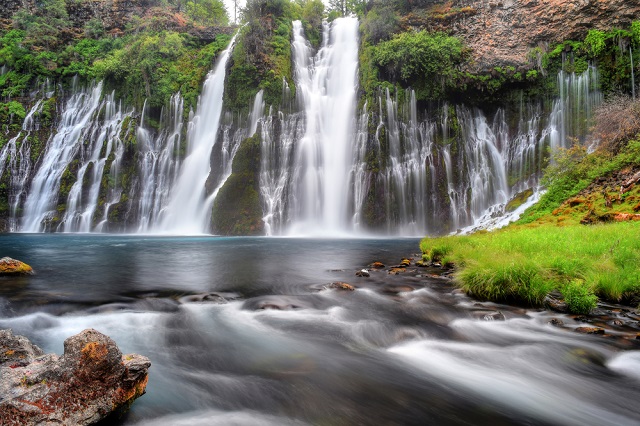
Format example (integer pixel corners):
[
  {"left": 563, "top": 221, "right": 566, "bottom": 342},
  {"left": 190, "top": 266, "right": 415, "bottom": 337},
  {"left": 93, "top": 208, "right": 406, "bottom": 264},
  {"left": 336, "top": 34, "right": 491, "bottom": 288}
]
[{"left": 156, "top": 31, "right": 239, "bottom": 234}]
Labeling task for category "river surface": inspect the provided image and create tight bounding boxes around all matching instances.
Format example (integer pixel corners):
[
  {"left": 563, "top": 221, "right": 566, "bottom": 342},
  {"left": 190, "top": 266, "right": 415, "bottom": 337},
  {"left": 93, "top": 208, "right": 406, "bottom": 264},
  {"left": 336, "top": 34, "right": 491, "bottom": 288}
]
[{"left": 1, "top": 235, "right": 639, "bottom": 425}]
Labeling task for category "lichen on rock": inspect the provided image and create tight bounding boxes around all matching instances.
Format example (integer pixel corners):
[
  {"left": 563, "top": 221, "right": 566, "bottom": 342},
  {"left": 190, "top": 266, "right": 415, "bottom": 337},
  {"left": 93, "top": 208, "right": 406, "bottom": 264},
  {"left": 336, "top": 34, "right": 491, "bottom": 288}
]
[{"left": 0, "top": 328, "right": 150, "bottom": 425}]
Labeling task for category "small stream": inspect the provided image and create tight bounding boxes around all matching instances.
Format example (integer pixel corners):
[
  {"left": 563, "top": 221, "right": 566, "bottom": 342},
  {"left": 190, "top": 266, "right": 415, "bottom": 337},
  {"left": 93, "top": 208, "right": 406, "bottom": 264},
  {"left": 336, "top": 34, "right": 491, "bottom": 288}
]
[{"left": 0, "top": 235, "right": 639, "bottom": 425}]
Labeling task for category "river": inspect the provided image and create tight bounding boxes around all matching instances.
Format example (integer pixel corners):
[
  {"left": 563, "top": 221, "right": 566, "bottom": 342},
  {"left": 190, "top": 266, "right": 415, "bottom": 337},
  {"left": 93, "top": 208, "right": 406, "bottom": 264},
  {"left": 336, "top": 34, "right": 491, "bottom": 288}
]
[{"left": 1, "top": 235, "right": 639, "bottom": 425}]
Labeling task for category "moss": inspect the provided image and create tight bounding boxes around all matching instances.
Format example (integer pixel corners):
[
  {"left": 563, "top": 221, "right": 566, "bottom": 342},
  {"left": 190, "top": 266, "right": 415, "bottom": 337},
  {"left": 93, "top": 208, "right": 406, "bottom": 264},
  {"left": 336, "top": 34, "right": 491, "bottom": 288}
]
[
  {"left": 505, "top": 188, "right": 535, "bottom": 212},
  {"left": 211, "top": 133, "right": 264, "bottom": 236}
]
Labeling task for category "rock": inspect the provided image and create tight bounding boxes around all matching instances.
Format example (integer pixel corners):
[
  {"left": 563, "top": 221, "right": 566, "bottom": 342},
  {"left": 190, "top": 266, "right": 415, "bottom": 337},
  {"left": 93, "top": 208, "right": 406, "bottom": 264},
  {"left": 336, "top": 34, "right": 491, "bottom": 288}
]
[
  {"left": 388, "top": 268, "right": 406, "bottom": 275},
  {"left": 0, "top": 329, "right": 150, "bottom": 425},
  {"left": 575, "top": 327, "right": 605, "bottom": 335},
  {"left": 544, "top": 294, "right": 568, "bottom": 313},
  {"left": 355, "top": 269, "right": 370, "bottom": 277},
  {"left": 471, "top": 310, "right": 505, "bottom": 321},
  {"left": 0, "top": 257, "right": 34, "bottom": 275},
  {"left": 179, "top": 293, "right": 227, "bottom": 304},
  {"left": 369, "top": 262, "right": 385, "bottom": 269},
  {"left": 636, "top": 334, "right": 640, "bottom": 340},
  {"left": 399, "top": 258, "right": 411, "bottom": 267},
  {"left": 329, "top": 282, "right": 355, "bottom": 291},
  {"left": 612, "top": 319, "right": 624, "bottom": 326},
  {"left": 548, "top": 318, "right": 564, "bottom": 326},
  {"left": 382, "top": 285, "right": 415, "bottom": 294}
]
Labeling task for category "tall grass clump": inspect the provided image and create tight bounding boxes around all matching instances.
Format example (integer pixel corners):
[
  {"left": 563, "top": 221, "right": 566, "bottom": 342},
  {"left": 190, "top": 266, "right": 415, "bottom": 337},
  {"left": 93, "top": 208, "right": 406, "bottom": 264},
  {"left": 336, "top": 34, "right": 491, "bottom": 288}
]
[{"left": 421, "top": 222, "right": 640, "bottom": 313}]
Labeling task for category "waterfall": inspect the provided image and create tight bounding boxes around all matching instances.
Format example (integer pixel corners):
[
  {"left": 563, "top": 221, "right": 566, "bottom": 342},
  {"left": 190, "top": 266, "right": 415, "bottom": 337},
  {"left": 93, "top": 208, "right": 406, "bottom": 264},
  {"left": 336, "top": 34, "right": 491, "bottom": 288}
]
[
  {"left": 61, "top": 92, "right": 131, "bottom": 232},
  {"left": 135, "top": 95, "right": 184, "bottom": 232},
  {"left": 286, "top": 18, "right": 359, "bottom": 236},
  {"left": 156, "top": 32, "right": 238, "bottom": 234},
  {"left": 21, "top": 80, "right": 103, "bottom": 232},
  {"left": 0, "top": 100, "right": 44, "bottom": 231}
]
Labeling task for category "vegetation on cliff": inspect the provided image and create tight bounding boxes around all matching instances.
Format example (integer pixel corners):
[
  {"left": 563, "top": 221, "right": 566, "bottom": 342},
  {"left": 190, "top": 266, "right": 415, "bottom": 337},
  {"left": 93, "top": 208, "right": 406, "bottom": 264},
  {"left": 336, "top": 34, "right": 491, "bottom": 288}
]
[{"left": 421, "top": 97, "right": 640, "bottom": 314}]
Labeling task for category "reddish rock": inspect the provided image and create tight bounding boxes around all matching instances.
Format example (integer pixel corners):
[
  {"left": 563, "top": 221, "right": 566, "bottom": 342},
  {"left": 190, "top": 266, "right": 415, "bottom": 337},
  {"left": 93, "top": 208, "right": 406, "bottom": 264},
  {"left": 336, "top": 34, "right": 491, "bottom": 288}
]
[
  {"left": 329, "top": 282, "right": 355, "bottom": 291},
  {"left": 575, "top": 327, "right": 605, "bottom": 335},
  {"left": 0, "top": 329, "right": 150, "bottom": 425}
]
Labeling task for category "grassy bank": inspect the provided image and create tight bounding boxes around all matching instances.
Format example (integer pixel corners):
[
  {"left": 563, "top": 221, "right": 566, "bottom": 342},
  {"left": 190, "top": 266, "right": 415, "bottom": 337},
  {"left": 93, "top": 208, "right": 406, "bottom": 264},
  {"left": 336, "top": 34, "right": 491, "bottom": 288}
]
[{"left": 421, "top": 222, "right": 640, "bottom": 313}]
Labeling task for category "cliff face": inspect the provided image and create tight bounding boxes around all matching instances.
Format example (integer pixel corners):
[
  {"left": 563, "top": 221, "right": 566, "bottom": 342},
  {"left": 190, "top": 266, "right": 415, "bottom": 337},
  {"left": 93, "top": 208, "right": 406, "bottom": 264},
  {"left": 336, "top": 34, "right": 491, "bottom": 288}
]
[{"left": 409, "top": 0, "right": 640, "bottom": 71}]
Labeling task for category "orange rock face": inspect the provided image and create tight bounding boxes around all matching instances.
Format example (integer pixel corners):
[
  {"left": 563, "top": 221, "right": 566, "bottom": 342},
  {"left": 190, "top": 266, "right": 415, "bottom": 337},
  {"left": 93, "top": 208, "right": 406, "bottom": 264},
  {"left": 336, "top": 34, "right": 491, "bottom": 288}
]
[{"left": 430, "top": 0, "right": 640, "bottom": 71}]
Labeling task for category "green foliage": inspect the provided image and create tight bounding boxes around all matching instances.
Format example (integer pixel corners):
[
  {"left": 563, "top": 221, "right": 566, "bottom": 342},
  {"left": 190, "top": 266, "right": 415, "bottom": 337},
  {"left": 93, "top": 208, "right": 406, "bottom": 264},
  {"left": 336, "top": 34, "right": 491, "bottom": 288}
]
[
  {"left": 520, "top": 138, "right": 640, "bottom": 223},
  {"left": 185, "top": 0, "right": 229, "bottom": 26},
  {"left": 562, "top": 280, "right": 597, "bottom": 314},
  {"left": 0, "top": 100, "right": 26, "bottom": 131},
  {"left": 84, "top": 18, "right": 105, "bottom": 39},
  {"left": 584, "top": 30, "right": 607, "bottom": 57},
  {"left": 421, "top": 221, "right": 640, "bottom": 312},
  {"left": 371, "top": 30, "right": 464, "bottom": 100},
  {"left": 362, "top": 1, "right": 400, "bottom": 44}
]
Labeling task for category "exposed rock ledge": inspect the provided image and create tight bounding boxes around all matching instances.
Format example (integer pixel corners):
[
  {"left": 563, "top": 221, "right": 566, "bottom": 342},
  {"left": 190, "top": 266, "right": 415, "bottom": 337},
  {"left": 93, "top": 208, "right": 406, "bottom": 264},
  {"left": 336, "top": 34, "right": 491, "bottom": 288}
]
[{"left": 0, "top": 329, "right": 150, "bottom": 425}]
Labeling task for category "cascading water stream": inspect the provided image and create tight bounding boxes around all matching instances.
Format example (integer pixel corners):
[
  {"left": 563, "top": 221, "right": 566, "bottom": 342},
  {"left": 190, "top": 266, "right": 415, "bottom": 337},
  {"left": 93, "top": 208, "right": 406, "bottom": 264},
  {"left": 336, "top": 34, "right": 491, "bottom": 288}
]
[
  {"left": 286, "top": 18, "right": 359, "bottom": 236},
  {"left": 21, "top": 80, "right": 103, "bottom": 232},
  {"left": 135, "top": 95, "right": 184, "bottom": 233},
  {"left": 156, "top": 32, "right": 239, "bottom": 234},
  {"left": 61, "top": 92, "right": 131, "bottom": 232}
]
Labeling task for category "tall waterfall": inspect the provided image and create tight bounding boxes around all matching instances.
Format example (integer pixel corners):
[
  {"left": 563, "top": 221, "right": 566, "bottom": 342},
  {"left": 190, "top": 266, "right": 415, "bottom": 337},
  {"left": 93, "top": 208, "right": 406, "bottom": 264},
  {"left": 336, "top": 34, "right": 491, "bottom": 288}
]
[
  {"left": 156, "top": 32, "right": 238, "bottom": 234},
  {"left": 60, "top": 92, "right": 131, "bottom": 232},
  {"left": 135, "top": 95, "right": 184, "bottom": 232},
  {"left": 21, "top": 80, "right": 104, "bottom": 232},
  {"left": 286, "top": 18, "right": 359, "bottom": 236},
  {"left": 0, "top": 99, "right": 45, "bottom": 231}
]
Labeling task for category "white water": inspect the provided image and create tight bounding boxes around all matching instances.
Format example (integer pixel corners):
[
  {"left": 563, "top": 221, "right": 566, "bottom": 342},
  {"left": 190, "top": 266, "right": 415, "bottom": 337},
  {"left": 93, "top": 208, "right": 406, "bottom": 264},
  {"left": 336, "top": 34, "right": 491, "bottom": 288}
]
[
  {"left": 21, "top": 80, "right": 103, "bottom": 232},
  {"left": 286, "top": 18, "right": 359, "bottom": 236},
  {"left": 135, "top": 95, "right": 184, "bottom": 232},
  {"left": 156, "top": 32, "right": 239, "bottom": 234},
  {"left": 61, "top": 92, "right": 131, "bottom": 232}
]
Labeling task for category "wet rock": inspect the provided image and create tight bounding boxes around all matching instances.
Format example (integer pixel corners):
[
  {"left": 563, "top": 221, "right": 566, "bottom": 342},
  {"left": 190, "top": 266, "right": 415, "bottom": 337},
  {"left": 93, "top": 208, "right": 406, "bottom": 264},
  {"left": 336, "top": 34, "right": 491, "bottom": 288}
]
[
  {"left": 469, "top": 310, "right": 505, "bottom": 321},
  {"left": 548, "top": 318, "right": 564, "bottom": 326},
  {"left": 575, "top": 327, "right": 605, "bottom": 335},
  {"left": 636, "top": 334, "right": 640, "bottom": 340},
  {"left": 612, "top": 319, "right": 624, "bottom": 326},
  {"left": 328, "top": 282, "right": 355, "bottom": 291},
  {"left": 369, "top": 262, "right": 385, "bottom": 269},
  {"left": 243, "top": 296, "right": 314, "bottom": 311},
  {"left": 415, "top": 260, "right": 429, "bottom": 267},
  {"left": 382, "top": 285, "right": 415, "bottom": 294},
  {"left": 179, "top": 293, "right": 228, "bottom": 304},
  {"left": 355, "top": 269, "right": 370, "bottom": 277},
  {"left": 544, "top": 294, "right": 568, "bottom": 313},
  {"left": 0, "top": 329, "right": 150, "bottom": 425},
  {"left": 388, "top": 268, "right": 406, "bottom": 275},
  {"left": 0, "top": 257, "right": 34, "bottom": 275},
  {"left": 399, "top": 258, "right": 412, "bottom": 267}
]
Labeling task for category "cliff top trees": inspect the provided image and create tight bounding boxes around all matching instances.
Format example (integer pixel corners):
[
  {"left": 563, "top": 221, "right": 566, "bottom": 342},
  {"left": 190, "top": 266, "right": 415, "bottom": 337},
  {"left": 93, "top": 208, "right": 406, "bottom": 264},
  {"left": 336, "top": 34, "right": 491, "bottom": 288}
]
[{"left": 185, "top": 0, "right": 229, "bottom": 26}]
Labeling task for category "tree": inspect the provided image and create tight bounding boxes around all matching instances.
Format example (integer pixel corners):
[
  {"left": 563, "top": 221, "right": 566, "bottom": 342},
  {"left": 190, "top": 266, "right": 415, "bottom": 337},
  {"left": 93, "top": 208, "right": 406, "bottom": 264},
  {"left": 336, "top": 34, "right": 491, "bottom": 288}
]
[{"left": 185, "top": 0, "right": 230, "bottom": 26}]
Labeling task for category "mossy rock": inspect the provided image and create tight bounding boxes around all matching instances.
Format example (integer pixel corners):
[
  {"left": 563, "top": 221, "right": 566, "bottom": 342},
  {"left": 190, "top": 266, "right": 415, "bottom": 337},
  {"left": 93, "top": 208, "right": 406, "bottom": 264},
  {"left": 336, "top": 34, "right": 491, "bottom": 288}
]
[
  {"left": 0, "top": 257, "right": 33, "bottom": 275},
  {"left": 505, "top": 188, "right": 534, "bottom": 212},
  {"left": 211, "top": 133, "right": 264, "bottom": 236}
]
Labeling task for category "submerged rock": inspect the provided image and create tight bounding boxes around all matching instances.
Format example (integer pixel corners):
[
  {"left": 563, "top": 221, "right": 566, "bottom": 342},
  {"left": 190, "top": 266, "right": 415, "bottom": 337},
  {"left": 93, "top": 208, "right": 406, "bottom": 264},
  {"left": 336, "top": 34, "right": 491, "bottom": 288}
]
[
  {"left": 0, "top": 257, "right": 34, "bottom": 275},
  {"left": 369, "top": 261, "right": 385, "bottom": 269},
  {"left": 0, "top": 329, "right": 150, "bottom": 425},
  {"left": 575, "top": 326, "right": 605, "bottom": 335},
  {"left": 329, "top": 282, "right": 355, "bottom": 291}
]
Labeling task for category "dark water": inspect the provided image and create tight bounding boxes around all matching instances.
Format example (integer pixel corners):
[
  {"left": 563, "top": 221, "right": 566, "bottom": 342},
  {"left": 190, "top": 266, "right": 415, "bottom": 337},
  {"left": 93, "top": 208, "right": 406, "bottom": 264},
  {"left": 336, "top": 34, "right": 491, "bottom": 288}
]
[{"left": 1, "top": 235, "right": 640, "bottom": 425}]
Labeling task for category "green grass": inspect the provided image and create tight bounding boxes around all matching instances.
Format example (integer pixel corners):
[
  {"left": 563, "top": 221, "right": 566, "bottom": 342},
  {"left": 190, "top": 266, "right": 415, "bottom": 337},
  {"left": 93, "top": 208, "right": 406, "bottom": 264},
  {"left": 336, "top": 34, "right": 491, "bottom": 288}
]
[{"left": 421, "top": 222, "right": 640, "bottom": 313}]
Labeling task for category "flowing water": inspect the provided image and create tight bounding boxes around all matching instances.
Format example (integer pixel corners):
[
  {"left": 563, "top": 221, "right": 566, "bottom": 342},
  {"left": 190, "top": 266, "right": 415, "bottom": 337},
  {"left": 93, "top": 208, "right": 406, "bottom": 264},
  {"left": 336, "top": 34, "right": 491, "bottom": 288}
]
[
  {"left": 0, "top": 235, "right": 639, "bottom": 425},
  {"left": 157, "top": 31, "right": 239, "bottom": 234}
]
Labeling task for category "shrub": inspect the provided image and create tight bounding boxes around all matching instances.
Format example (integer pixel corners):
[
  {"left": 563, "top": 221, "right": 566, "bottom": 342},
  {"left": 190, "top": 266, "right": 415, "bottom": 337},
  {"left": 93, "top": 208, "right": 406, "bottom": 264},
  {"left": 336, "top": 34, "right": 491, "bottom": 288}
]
[{"left": 562, "top": 280, "right": 597, "bottom": 314}]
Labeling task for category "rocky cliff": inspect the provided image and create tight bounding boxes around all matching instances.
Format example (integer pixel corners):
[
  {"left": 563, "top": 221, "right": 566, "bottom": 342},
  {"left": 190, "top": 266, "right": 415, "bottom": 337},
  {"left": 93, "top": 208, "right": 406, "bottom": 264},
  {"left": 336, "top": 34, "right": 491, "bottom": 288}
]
[{"left": 405, "top": 0, "right": 640, "bottom": 71}]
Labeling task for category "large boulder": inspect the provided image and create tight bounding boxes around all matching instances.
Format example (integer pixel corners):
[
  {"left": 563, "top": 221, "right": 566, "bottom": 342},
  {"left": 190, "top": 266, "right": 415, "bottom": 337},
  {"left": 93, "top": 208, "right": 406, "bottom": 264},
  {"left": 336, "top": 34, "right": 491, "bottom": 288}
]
[
  {"left": 0, "top": 257, "right": 33, "bottom": 275},
  {"left": 0, "top": 329, "right": 150, "bottom": 425}
]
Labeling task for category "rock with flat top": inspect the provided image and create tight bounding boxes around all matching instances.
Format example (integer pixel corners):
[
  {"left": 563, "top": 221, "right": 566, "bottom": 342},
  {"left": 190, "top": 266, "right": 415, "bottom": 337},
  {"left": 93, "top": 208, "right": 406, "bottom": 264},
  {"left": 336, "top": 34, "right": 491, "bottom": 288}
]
[{"left": 0, "top": 328, "right": 150, "bottom": 425}]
